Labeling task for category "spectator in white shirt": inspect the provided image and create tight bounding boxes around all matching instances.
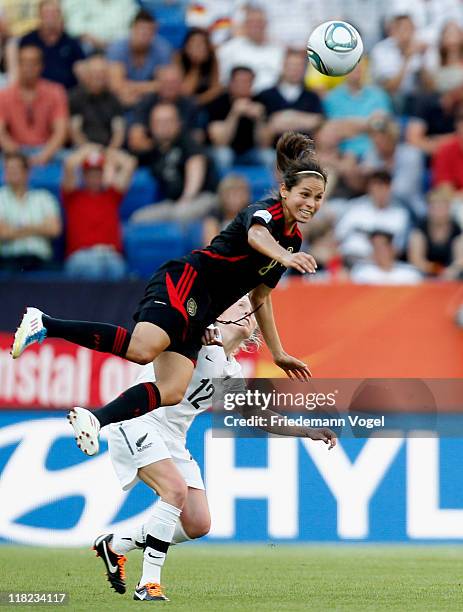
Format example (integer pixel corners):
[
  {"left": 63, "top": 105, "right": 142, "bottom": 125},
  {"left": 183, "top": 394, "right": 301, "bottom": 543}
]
[
  {"left": 336, "top": 170, "right": 410, "bottom": 265},
  {"left": 351, "top": 230, "right": 422, "bottom": 284},
  {"left": 370, "top": 13, "right": 427, "bottom": 113},
  {"left": 217, "top": 5, "right": 284, "bottom": 94},
  {"left": 0, "top": 152, "right": 61, "bottom": 271}
]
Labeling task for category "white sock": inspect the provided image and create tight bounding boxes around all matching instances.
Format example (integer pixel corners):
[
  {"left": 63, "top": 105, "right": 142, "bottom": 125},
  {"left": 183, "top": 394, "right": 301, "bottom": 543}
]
[
  {"left": 139, "top": 500, "right": 181, "bottom": 586},
  {"left": 111, "top": 524, "right": 145, "bottom": 555},
  {"left": 171, "top": 520, "right": 192, "bottom": 545}
]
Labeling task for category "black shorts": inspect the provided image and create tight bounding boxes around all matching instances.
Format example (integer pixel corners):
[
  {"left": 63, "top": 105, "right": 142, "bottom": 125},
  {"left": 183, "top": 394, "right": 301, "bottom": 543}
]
[{"left": 133, "top": 259, "right": 212, "bottom": 361}]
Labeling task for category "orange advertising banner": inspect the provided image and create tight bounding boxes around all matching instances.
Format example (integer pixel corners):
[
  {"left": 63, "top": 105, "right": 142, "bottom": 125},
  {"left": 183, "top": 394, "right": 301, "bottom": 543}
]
[{"left": 256, "top": 281, "right": 463, "bottom": 378}]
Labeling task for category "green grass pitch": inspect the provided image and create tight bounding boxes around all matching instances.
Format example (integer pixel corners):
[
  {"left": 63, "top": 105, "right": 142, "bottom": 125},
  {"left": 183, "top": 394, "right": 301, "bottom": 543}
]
[{"left": 1, "top": 545, "right": 462, "bottom": 611}]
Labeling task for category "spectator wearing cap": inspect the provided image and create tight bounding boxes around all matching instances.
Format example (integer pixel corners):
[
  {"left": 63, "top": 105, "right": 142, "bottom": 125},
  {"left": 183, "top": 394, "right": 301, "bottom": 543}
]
[
  {"left": 362, "top": 113, "right": 426, "bottom": 218},
  {"left": 206, "top": 66, "right": 272, "bottom": 173},
  {"left": 61, "top": 145, "right": 136, "bottom": 279},
  {"left": 351, "top": 230, "right": 422, "bottom": 284},
  {"left": 11, "top": 0, "right": 85, "bottom": 90},
  {"left": 258, "top": 49, "right": 324, "bottom": 147},
  {"left": 0, "top": 152, "right": 61, "bottom": 271},
  {"left": 336, "top": 170, "right": 410, "bottom": 265},
  {"left": 70, "top": 54, "right": 125, "bottom": 149},
  {"left": 370, "top": 13, "right": 427, "bottom": 113},
  {"left": 217, "top": 5, "right": 284, "bottom": 95},
  {"left": 128, "top": 63, "right": 203, "bottom": 154},
  {"left": 61, "top": 0, "right": 138, "bottom": 52},
  {"left": 408, "top": 186, "right": 463, "bottom": 279},
  {"left": 0, "top": 44, "right": 68, "bottom": 166},
  {"left": 431, "top": 105, "right": 463, "bottom": 194},
  {"left": 320, "top": 59, "right": 392, "bottom": 160},
  {"left": 131, "top": 102, "right": 217, "bottom": 223},
  {"left": 107, "top": 9, "right": 172, "bottom": 109}
]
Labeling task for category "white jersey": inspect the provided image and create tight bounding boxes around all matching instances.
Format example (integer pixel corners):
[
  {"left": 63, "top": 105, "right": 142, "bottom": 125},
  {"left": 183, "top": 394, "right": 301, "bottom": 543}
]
[{"left": 132, "top": 345, "right": 242, "bottom": 439}]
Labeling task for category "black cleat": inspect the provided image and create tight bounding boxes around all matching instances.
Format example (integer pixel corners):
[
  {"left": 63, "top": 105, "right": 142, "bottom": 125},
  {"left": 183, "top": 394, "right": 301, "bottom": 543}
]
[
  {"left": 133, "top": 583, "right": 169, "bottom": 601},
  {"left": 93, "top": 533, "right": 127, "bottom": 594}
]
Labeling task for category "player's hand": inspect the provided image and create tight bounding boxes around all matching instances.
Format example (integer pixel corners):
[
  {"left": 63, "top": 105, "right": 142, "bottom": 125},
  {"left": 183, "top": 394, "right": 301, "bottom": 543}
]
[
  {"left": 201, "top": 325, "right": 223, "bottom": 346},
  {"left": 274, "top": 351, "right": 312, "bottom": 380},
  {"left": 305, "top": 427, "right": 337, "bottom": 449},
  {"left": 280, "top": 251, "right": 317, "bottom": 274}
]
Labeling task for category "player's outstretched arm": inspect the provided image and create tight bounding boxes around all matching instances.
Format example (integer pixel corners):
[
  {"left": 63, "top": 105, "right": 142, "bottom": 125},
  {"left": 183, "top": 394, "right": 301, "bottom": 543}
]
[
  {"left": 248, "top": 225, "right": 317, "bottom": 274},
  {"left": 250, "top": 284, "right": 312, "bottom": 381}
]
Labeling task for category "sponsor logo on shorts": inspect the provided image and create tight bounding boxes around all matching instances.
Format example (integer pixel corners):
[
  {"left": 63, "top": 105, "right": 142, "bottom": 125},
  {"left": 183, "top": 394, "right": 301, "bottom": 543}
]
[
  {"left": 135, "top": 433, "right": 152, "bottom": 452},
  {"left": 186, "top": 298, "right": 197, "bottom": 317}
]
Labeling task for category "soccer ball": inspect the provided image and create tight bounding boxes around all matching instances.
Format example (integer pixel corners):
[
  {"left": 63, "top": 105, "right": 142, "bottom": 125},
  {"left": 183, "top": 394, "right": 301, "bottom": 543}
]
[{"left": 307, "top": 21, "right": 363, "bottom": 77}]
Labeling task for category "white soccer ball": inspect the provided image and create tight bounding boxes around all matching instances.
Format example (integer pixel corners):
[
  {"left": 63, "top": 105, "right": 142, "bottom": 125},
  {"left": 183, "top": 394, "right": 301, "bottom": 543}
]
[{"left": 307, "top": 21, "right": 363, "bottom": 77}]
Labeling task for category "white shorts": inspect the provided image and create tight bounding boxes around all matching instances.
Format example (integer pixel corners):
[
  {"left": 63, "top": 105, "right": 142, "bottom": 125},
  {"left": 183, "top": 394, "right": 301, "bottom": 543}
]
[{"left": 108, "top": 416, "right": 205, "bottom": 492}]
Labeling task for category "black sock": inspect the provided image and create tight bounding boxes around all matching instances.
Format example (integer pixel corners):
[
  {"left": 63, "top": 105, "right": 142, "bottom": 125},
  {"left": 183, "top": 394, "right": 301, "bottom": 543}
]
[
  {"left": 93, "top": 382, "right": 161, "bottom": 427},
  {"left": 43, "top": 315, "right": 131, "bottom": 357}
]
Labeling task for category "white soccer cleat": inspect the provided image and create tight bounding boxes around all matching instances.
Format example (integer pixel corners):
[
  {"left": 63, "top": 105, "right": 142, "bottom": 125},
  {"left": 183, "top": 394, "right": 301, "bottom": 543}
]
[
  {"left": 67, "top": 407, "right": 101, "bottom": 456},
  {"left": 11, "top": 307, "right": 47, "bottom": 359}
]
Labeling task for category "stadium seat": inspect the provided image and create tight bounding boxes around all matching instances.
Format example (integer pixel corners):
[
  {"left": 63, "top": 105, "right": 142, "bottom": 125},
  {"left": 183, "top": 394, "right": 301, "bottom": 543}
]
[
  {"left": 140, "top": 1, "right": 187, "bottom": 48},
  {"left": 119, "top": 168, "right": 159, "bottom": 221},
  {"left": 124, "top": 221, "right": 186, "bottom": 278},
  {"left": 183, "top": 219, "right": 204, "bottom": 252}
]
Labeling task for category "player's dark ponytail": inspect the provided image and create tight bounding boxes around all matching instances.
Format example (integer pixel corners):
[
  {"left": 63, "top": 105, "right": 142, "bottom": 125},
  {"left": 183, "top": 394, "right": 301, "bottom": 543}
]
[{"left": 276, "top": 131, "right": 327, "bottom": 191}]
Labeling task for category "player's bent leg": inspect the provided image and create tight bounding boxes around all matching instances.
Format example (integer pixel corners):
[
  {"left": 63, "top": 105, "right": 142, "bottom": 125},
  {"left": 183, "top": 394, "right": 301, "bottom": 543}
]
[
  {"left": 153, "top": 351, "right": 195, "bottom": 406},
  {"left": 125, "top": 322, "right": 171, "bottom": 365},
  {"left": 173, "top": 488, "right": 211, "bottom": 543}
]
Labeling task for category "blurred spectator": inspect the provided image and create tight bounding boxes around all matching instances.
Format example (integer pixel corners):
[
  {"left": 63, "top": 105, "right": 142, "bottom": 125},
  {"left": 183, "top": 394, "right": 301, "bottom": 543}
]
[
  {"left": 131, "top": 102, "right": 217, "bottom": 223},
  {"left": 432, "top": 107, "right": 463, "bottom": 191},
  {"left": 70, "top": 54, "right": 125, "bottom": 148},
  {"left": 217, "top": 5, "right": 284, "bottom": 94},
  {"left": 128, "top": 64, "right": 203, "bottom": 154},
  {"left": 406, "top": 93, "right": 458, "bottom": 156},
  {"left": 107, "top": 9, "right": 172, "bottom": 108},
  {"left": 185, "top": 0, "right": 235, "bottom": 46},
  {"left": 62, "top": 145, "right": 136, "bottom": 279},
  {"left": 423, "top": 21, "right": 463, "bottom": 94},
  {"left": 0, "top": 0, "right": 40, "bottom": 37},
  {"left": 408, "top": 186, "right": 463, "bottom": 279},
  {"left": 336, "top": 170, "right": 410, "bottom": 265},
  {"left": 62, "top": 0, "right": 138, "bottom": 51},
  {"left": 351, "top": 230, "right": 422, "bottom": 284},
  {"left": 0, "top": 44, "right": 68, "bottom": 166},
  {"left": 301, "top": 214, "right": 346, "bottom": 279},
  {"left": 0, "top": 152, "right": 61, "bottom": 271},
  {"left": 370, "top": 13, "right": 427, "bottom": 113},
  {"left": 207, "top": 66, "right": 272, "bottom": 173},
  {"left": 176, "top": 28, "right": 222, "bottom": 106},
  {"left": 387, "top": 0, "right": 462, "bottom": 46},
  {"left": 330, "top": 0, "right": 387, "bottom": 52},
  {"left": 362, "top": 114, "right": 426, "bottom": 218},
  {"left": 321, "top": 60, "right": 392, "bottom": 160},
  {"left": 258, "top": 49, "right": 324, "bottom": 146},
  {"left": 202, "top": 174, "right": 250, "bottom": 244},
  {"left": 11, "top": 0, "right": 85, "bottom": 90}
]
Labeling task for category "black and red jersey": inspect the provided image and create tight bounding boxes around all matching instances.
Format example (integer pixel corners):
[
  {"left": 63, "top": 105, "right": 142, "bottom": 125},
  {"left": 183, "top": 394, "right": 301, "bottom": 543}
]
[{"left": 186, "top": 197, "right": 303, "bottom": 319}]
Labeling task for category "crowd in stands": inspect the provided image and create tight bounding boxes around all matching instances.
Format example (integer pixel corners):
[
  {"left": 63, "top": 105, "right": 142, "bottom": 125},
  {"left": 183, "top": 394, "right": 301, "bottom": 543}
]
[{"left": 1, "top": 0, "right": 463, "bottom": 283}]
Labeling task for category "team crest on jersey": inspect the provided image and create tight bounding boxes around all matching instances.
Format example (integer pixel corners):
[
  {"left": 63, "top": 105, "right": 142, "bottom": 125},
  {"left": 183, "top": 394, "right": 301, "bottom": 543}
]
[
  {"left": 259, "top": 246, "right": 294, "bottom": 276},
  {"left": 187, "top": 297, "right": 197, "bottom": 316}
]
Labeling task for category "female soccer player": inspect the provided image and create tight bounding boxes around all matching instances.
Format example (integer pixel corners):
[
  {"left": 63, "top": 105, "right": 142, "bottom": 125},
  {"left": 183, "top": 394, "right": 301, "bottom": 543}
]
[
  {"left": 93, "top": 296, "right": 336, "bottom": 601},
  {"left": 12, "top": 131, "right": 327, "bottom": 454}
]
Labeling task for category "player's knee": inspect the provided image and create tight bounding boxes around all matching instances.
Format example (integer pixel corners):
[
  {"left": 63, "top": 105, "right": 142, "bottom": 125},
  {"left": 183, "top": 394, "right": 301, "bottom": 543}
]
[
  {"left": 165, "top": 479, "right": 188, "bottom": 509},
  {"left": 186, "top": 516, "right": 211, "bottom": 539},
  {"left": 161, "top": 386, "right": 187, "bottom": 407}
]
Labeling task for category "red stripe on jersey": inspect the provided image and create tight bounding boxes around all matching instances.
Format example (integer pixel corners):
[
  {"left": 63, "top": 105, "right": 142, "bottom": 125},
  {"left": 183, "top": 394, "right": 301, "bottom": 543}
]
[
  {"left": 272, "top": 213, "right": 284, "bottom": 221},
  {"left": 115, "top": 327, "right": 128, "bottom": 355},
  {"left": 193, "top": 249, "right": 249, "bottom": 262},
  {"left": 268, "top": 202, "right": 282, "bottom": 212},
  {"left": 112, "top": 326, "right": 123, "bottom": 354},
  {"left": 175, "top": 264, "right": 190, "bottom": 296},
  {"left": 176, "top": 265, "right": 194, "bottom": 302},
  {"left": 165, "top": 272, "right": 188, "bottom": 326},
  {"left": 179, "top": 269, "right": 198, "bottom": 303}
]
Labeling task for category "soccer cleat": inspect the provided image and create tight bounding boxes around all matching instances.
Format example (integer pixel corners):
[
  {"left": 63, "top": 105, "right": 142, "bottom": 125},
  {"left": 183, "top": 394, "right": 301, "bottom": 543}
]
[
  {"left": 67, "top": 407, "right": 101, "bottom": 456},
  {"left": 11, "top": 307, "right": 47, "bottom": 359},
  {"left": 93, "top": 534, "right": 127, "bottom": 594},
  {"left": 133, "top": 583, "right": 169, "bottom": 602}
]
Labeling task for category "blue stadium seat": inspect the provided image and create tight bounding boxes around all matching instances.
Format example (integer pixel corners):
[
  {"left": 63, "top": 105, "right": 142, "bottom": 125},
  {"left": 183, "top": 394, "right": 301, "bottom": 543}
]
[
  {"left": 124, "top": 221, "right": 185, "bottom": 278},
  {"left": 183, "top": 219, "right": 204, "bottom": 252},
  {"left": 140, "top": 1, "right": 187, "bottom": 48},
  {"left": 120, "top": 168, "right": 159, "bottom": 221}
]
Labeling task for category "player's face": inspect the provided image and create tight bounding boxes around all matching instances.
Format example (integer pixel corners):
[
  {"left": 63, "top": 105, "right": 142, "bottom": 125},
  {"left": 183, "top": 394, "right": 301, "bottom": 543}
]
[
  {"left": 281, "top": 176, "right": 325, "bottom": 224},
  {"left": 219, "top": 296, "right": 257, "bottom": 342}
]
